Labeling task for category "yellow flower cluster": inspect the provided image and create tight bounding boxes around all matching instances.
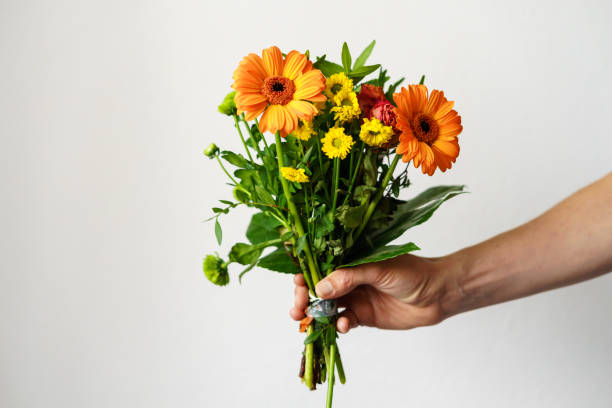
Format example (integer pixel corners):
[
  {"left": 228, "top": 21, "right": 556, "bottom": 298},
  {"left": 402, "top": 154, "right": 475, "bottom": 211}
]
[
  {"left": 280, "top": 167, "right": 310, "bottom": 183},
  {"left": 325, "top": 73, "right": 353, "bottom": 99},
  {"left": 331, "top": 90, "right": 361, "bottom": 122},
  {"left": 291, "top": 120, "right": 316, "bottom": 141},
  {"left": 359, "top": 118, "right": 394, "bottom": 147},
  {"left": 321, "top": 127, "right": 354, "bottom": 160}
]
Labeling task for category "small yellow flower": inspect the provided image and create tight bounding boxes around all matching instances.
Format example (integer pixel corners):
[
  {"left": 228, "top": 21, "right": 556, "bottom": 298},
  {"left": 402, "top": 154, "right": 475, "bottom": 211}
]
[
  {"left": 281, "top": 167, "right": 310, "bottom": 183},
  {"left": 331, "top": 89, "right": 361, "bottom": 122},
  {"left": 359, "top": 118, "right": 394, "bottom": 147},
  {"left": 325, "top": 73, "right": 353, "bottom": 99},
  {"left": 291, "top": 120, "right": 316, "bottom": 141},
  {"left": 321, "top": 127, "right": 355, "bottom": 160}
]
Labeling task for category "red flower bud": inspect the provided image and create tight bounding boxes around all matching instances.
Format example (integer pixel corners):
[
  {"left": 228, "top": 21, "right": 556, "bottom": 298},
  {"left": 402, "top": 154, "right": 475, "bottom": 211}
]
[
  {"left": 357, "top": 84, "right": 386, "bottom": 118},
  {"left": 371, "top": 100, "right": 401, "bottom": 149}
]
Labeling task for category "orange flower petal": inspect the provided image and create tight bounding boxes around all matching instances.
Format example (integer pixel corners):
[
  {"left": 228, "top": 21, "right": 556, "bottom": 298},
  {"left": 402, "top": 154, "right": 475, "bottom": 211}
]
[
  {"left": 299, "top": 316, "right": 313, "bottom": 332},
  {"left": 282, "top": 51, "right": 308, "bottom": 80},
  {"left": 262, "top": 46, "right": 283, "bottom": 77},
  {"left": 287, "top": 100, "right": 316, "bottom": 120}
]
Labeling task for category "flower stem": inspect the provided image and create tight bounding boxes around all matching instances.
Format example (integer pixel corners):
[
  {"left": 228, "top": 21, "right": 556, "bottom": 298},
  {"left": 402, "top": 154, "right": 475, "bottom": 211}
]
[
  {"left": 274, "top": 132, "right": 322, "bottom": 285},
  {"left": 326, "top": 342, "right": 337, "bottom": 408},
  {"left": 304, "top": 325, "right": 315, "bottom": 389},
  {"left": 215, "top": 155, "right": 238, "bottom": 185},
  {"left": 354, "top": 154, "right": 401, "bottom": 242},
  {"left": 233, "top": 114, "right": 255, "bottom": 163},
  {"left": 331, "top": 157, "right": 341, "bottom": 218},
  {"left": 334, "top": 345, "right": 346, "bottom": 384},
  {"left": 342, "top": 142, "right": 365, "bottom": 206}
]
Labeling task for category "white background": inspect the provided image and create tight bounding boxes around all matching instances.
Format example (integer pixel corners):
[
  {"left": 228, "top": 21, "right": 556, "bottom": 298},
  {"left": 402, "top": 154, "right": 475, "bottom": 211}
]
[{"left": 1, "top": 1, "right": 611, "bottom": 407}]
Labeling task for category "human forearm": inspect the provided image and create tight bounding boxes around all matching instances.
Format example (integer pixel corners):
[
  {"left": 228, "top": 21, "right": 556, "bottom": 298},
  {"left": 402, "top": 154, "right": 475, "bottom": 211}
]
[{"left": 443, "top": 171, "right": 612, "bottom": 316}]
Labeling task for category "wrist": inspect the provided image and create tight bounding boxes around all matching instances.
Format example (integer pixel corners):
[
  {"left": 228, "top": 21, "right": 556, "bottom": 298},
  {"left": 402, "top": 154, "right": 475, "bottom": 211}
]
[{"left": 437, "top": 250, "right": 472, "bottom": 319}]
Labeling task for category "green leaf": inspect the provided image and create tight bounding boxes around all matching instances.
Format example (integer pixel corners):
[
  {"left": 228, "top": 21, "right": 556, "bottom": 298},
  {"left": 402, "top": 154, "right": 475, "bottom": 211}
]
[
  {"left": 348, "top": 64, "right": 381, "bottom": 84},
  {"left": 340, "top": 242, "right": 420, "bottom": 268},
  {"left": 221, "top": 151, "right": 250, "bottom": 168},
  {"left": 214, "top": 218, "right": 222, "bottom": 245},
  {"left": 336, "top": 204, "right": 367, "bottom": 229},
  {"left": 313, "top": 56, "right": 344, "bottom": 77},
  {"left": 229, "top": 243, "right": 262, "bottom": 266},
  {"left": 341, "top": 42, "right": 352, "bottom": 72},
  {"left": 304, "top": 329, "right": 323, "bottom": 345},
  {"left": 257, "top": 248, "right": 299, "bottom": 274},
  {"left": 358, "top": 185, "right": 466, "bottom": 250},
  {"left": 419, "top": 74, "right": 426, "bottom": 85},
  {"left": 296, "top": 234, "right": 308, "bottom": 255},
  {"left": 246, "top": 213, "right": 283, "bottom": 245},
  {"left": 255, "top": 185, "right": 275, "bottom": 205},
  {"left": 353, "top": 40, "right": 376, "bottom": 70}
]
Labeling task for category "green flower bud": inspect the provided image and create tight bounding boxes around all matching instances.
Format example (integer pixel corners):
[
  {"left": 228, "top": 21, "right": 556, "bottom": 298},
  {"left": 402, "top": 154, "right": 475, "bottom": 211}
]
[
  {"left": 217, "top": 91, "right": 237, "bottom": 116},
  {"left": 204, "top": 143, "right": 220, "bottom": 158},
  {"left": 203, "top": 254, "right": 229, "bottom": 286}
]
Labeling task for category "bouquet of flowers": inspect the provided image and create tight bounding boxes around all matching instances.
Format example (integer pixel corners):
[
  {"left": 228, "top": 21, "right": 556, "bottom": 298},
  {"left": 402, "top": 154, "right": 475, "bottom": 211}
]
[{"left": 204, "top": 41, "right": 464, "bottom": 407}]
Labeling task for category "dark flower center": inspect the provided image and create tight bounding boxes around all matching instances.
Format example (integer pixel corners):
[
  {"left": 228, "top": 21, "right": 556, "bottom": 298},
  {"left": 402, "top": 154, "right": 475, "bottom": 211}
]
[
  {"left": 411, "top": 113, "right": 439, "bottom": 145},
  {"left": 261, "top": 76, "right": 295, "bottom": 105}
]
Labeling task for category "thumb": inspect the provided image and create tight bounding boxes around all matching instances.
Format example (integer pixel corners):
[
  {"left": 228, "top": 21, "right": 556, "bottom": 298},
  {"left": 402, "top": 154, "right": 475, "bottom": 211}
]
[{"left": 315, "top": 264, "right": 384, "bottom": 299}]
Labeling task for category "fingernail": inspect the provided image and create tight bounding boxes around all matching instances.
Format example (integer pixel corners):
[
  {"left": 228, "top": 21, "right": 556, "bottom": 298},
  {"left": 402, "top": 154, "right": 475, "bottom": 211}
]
[{"left": 316, "top": 280, "right": 333, "bottom": 298}]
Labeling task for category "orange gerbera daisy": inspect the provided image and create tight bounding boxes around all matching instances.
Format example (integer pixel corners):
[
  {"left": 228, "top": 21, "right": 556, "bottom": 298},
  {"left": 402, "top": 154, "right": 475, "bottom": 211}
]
[
  {"left": 232, "top": 46, "right": 326, "bottom": 136},
  {"left": 394, "top": 85, "right": 462, "bottom": 176}
]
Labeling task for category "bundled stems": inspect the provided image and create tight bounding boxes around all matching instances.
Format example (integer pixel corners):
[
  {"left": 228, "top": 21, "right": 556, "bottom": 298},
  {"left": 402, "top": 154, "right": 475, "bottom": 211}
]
[
  {"left": 326, "top": 342, "right": 337, "bottom": 408},
  {"left": 274, "top": 132, "right": 322, "bottom": 287},
  {"left": 354, "top": 154, "right": 401, "bottom": 242}
]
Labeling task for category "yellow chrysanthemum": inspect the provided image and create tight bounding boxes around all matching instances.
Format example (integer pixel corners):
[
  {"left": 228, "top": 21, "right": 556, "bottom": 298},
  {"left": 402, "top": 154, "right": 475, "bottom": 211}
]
[
  {"left": 291, "top": 120, "right": 315, "bottom": 141},
  {"left": 325, "top": 73, "right": 353, "bottom": 99},
  {"left": 321, "top": 127, "right": 354, "bottom": 160},
  {"left": 280, "top": 167, "right": 310, "bottom": 183},
  {"left": 359, "top": 118, "right": 394, "bottom": 147},
  {"left": 331, "top": 89, "right": 361, "bottom": 122}
]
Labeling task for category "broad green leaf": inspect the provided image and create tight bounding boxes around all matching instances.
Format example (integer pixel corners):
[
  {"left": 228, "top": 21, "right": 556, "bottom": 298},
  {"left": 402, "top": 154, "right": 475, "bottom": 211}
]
[
  {"left": 229, "top": 242, "right": 262, "bottom": 265},
  {"left": 358, "top": 185, "right": 466, "bottom": 251},
  {"left": 340, "top": 242, "right": 420, "bottom": 268},
  {"left": 353, "top": 40, "right": 376, "bottom": 70},
  {"left": 246, "top": 213, "right": 283, "bottom": 244},
  {"left": 296, "top": 234, "right": 308, "bottom": 255},
  {"left": 257, "top": 248, "right": 299, "bottom": 274},
  {"left": 214, "top": 218, "right": 222, "bottom": 245},
  {"left": 221, "top": 151, "right": 250, "bottom": 168},
  {"left": 341, "top": 42, "right": 352, "bottom": 72}
]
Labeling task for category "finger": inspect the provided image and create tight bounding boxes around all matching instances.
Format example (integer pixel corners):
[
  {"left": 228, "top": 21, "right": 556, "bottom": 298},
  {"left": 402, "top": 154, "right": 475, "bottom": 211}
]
[
  {"left": 337, "top": 309, "right": 359, "bottom": 333},
  {"left": 294, "top": 274, "right": 307, "bottom": 287},
  {"left": 294, "top": 284, "right": 309, "bottom": 311},
  {"left": 289, "top": 307, "right": 305, "bottom": 321},
  {"left": 315, "top": 264, "right": 384, "bottom": 299}
]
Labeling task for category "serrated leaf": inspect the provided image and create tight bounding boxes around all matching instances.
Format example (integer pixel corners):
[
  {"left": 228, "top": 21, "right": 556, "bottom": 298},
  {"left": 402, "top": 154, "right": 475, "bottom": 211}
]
[
  {"left": 341, "top": 42, "right": 351, "bottom": 72},
  {"left": 340, "top": 243, "right": 420, "bottom": 268},
  {"left": 214, "top": 218, "right": 222, "bottom": 245},
  {"left": 257, "top": 248, "right": 299, "bottom": 274},
  {"left": 353, "top": 40, "right": 376, "bottom": 70}
]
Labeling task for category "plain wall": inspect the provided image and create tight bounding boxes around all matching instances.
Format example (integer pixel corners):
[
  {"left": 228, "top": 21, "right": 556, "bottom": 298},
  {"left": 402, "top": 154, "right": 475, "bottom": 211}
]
[{"left": 1, "top": 0, "right": 611, "bottom": 407}]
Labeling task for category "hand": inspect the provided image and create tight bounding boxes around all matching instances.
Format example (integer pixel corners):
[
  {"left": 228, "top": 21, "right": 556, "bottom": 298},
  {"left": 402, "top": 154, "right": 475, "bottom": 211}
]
[{"left": 289, "top": 254, "right": 462, "bottom": 333}]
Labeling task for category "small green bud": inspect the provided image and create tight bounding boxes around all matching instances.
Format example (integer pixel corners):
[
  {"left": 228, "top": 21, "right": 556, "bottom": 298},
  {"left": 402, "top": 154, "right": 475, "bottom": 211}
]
[
  {"left": 217, "top": 91, "right": 237, "bottom": 116},
  {"left": 204, "top": 143, "right": 220, "bottom": 158},
  {"left": 203, "top": 254, "right": 229, "bottom": 286}
]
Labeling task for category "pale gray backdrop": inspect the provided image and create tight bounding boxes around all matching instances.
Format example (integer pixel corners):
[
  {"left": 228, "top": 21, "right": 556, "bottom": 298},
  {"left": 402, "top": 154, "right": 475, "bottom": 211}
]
[{"left": 1, "top": 0, "right": 611, "bottom": 407}]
